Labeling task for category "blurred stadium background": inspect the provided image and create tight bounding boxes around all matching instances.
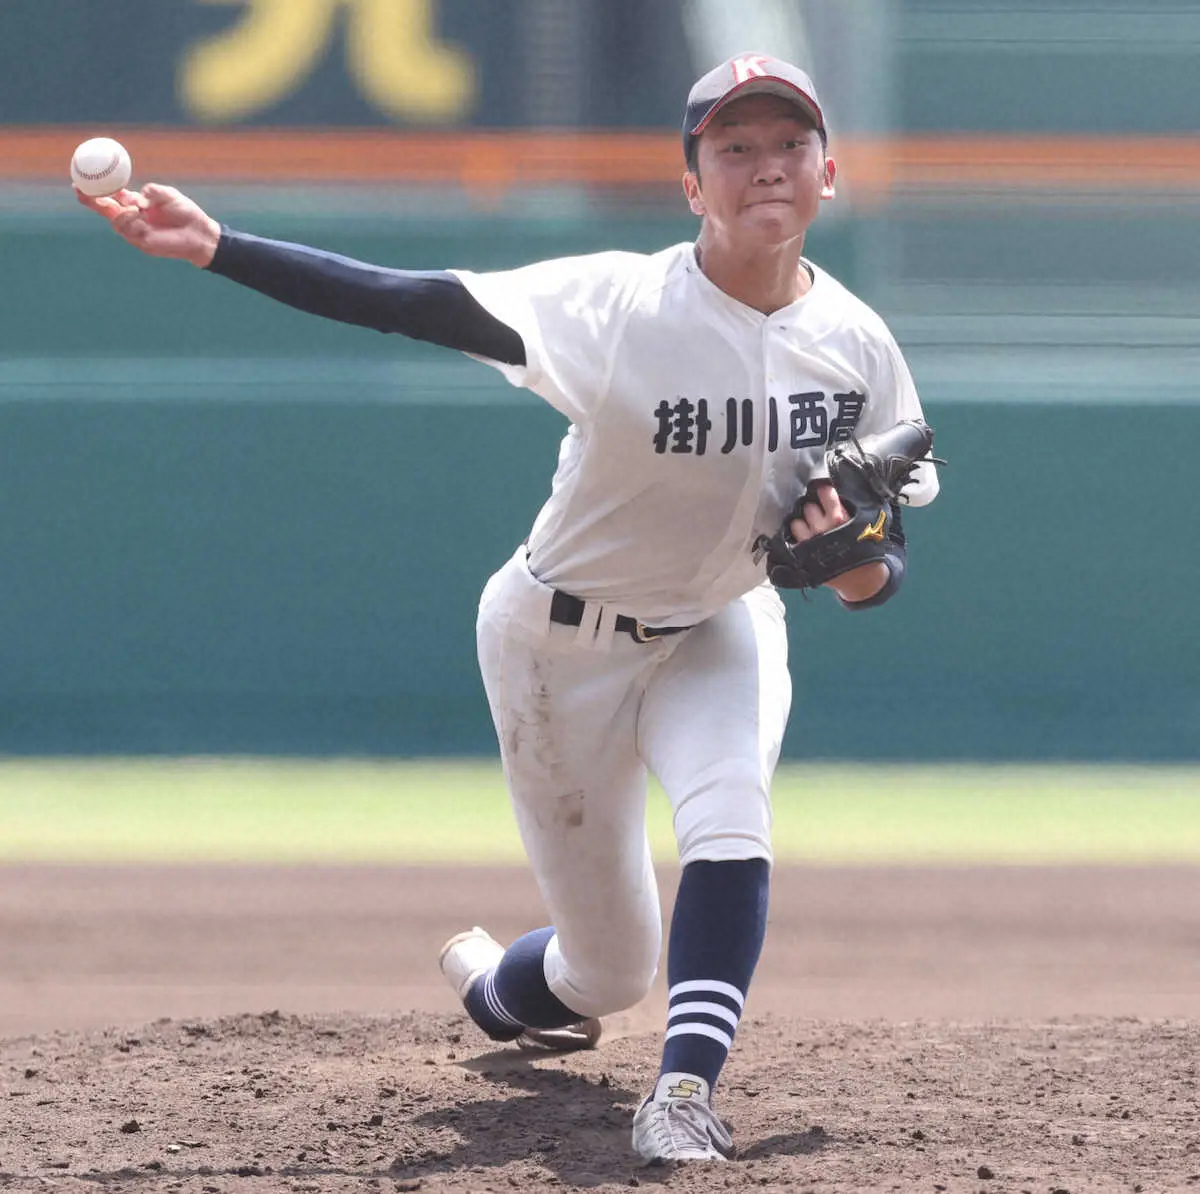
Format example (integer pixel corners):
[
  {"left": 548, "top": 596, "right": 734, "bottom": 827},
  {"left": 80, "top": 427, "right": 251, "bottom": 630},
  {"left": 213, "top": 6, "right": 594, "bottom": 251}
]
[{"left": 0, "top": 0, "right": 1196, "bottom": 765}]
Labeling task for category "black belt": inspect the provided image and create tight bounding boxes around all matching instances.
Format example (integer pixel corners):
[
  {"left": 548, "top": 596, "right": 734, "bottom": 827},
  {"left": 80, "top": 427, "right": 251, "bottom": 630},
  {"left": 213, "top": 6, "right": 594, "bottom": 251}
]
[{"left": 549, "top": 589, "right": 693, "bottom": 644}]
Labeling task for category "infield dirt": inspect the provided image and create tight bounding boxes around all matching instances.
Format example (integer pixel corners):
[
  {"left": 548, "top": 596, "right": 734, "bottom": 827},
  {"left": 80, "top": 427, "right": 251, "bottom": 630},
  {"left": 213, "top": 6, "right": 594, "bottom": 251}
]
[{"left": 2, "top": 864, "right": 1199, "bottom": 1192}]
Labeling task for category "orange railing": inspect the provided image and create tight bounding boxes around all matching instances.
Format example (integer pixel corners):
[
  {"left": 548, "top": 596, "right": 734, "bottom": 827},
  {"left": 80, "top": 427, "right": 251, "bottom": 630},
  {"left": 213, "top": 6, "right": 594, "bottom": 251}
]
[{"left": 4, "top": 129, "right": 1198, "bottom": 201}]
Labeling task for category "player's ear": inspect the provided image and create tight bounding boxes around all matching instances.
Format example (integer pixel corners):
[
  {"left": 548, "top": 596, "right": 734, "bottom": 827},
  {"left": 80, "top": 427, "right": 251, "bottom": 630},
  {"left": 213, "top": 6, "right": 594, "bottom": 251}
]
[
  {"left": 820, "top": 155, "right": 837, "bottom": 201},
  {"left": 683, "top": 170, "right": 706, "bottom": 217}
]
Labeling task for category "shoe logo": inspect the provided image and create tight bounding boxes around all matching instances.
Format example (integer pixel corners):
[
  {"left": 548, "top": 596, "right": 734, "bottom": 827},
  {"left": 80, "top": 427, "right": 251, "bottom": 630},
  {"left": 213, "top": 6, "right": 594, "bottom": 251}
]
[
  {"left": 857, "top": 511, "right": 887, "bottom": 542},
  {"left": 667, "top": 1078, "right": 703, "bottom": 1100}
]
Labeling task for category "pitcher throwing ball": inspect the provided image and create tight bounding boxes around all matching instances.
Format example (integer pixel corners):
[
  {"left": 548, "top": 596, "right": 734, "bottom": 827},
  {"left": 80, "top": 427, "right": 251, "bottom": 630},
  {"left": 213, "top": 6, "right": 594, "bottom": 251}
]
[{"left": 79, "top": 53, "right": 939, "bottom": 1163}]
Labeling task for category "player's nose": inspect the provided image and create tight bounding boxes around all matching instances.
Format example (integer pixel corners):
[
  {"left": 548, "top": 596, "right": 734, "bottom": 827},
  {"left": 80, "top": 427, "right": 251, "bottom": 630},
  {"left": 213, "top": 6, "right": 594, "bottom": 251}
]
[{"left": 752, "top": 155, "right": 787, "bottom": 185}]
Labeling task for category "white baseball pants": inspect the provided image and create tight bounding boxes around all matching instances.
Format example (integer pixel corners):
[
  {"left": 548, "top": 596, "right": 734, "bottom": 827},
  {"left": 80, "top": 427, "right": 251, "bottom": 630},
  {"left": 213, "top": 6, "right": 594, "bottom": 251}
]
[{"left": 475, "top": 547, "right": 792, "bottom": 1019}]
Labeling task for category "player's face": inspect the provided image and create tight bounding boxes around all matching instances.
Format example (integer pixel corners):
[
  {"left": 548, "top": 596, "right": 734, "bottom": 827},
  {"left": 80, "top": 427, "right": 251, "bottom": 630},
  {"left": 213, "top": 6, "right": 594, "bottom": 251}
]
[{"left": 687, "top": 94, "right": 835, "bottom": 247}]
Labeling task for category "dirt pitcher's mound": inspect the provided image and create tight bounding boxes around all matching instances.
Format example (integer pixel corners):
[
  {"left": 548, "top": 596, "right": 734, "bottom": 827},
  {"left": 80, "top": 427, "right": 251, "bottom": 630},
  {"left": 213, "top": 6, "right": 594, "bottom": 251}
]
[{"left": 2, "top": 1011, "right": 1196, "bottom": 1193}]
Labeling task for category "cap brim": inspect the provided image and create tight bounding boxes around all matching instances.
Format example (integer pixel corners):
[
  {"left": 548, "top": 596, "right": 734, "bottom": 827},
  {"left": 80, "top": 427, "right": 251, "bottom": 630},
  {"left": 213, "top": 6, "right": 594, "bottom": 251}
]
[{"left": 690, "top": 77, "right": 823, "bottom": 137}]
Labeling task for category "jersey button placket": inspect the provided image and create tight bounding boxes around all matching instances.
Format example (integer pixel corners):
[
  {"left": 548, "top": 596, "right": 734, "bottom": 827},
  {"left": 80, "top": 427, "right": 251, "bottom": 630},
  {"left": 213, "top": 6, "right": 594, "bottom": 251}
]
[
  {"left": 738, "top": 321, "right": 771, "bottom": 518},
  {"left": 763, "top": 322, "right": 794, "bottom": 504},
  {"left": 765, "top": 321, "right": 781, "bottom": 454}
]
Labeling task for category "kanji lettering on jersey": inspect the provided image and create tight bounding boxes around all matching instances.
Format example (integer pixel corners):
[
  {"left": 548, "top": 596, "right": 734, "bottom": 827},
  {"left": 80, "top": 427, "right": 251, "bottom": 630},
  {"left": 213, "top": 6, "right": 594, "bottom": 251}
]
[
  {"left": 787, "top": 392, "right": 827, "bottom": 448},
  {"left": 653, "top": 397, "right": 713, "bottom": 455},
  {"left": 829, "top": 392, "right": 866, "bottom": 442},
  {"left": 720, "top": 398, "right": 757, "bottom": 454},
  {"left": 652, "top": 392, "right": 864, "bottom": 455}
]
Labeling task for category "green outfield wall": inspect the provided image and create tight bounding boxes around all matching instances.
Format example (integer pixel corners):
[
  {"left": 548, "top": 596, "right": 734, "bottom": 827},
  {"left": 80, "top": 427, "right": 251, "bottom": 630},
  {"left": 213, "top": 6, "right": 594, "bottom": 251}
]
[
  {"left": 1, "top": 207, "right": 1196, "bottom": 762},
  {"left": 2, "top": 391, "right": 1193, "bottom": 762}
]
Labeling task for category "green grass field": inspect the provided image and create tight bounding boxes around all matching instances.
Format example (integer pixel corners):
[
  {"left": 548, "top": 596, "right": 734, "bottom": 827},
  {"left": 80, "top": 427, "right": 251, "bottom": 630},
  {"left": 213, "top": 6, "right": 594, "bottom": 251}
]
[{"left": 0, "top": 759, "right": 1197, "bottom": 865}]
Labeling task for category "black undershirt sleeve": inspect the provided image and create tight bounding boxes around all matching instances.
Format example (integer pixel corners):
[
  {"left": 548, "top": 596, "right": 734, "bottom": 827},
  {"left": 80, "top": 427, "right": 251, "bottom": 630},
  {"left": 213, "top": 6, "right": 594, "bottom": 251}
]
[{"left": 206, "top": 227, "right": 526, "bottom": 367}]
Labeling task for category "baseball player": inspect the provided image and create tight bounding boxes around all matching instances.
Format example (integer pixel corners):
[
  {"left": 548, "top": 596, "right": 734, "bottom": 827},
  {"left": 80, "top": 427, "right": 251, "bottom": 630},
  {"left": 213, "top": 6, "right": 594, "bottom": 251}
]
[{"left": 78, "top": 53, "right": 938, "bottom": 1163}]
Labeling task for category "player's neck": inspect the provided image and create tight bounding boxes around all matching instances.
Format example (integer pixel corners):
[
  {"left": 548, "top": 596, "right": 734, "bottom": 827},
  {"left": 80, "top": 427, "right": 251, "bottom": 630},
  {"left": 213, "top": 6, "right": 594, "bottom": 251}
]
[{"left": 693, "top": 232, "right": 811, "bottom": 315}]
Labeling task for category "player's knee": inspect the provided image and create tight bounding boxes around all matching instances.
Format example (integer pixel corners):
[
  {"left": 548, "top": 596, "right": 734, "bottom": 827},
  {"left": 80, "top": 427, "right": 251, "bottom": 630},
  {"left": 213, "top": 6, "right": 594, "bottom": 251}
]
[
  {"left": 679, "top": 831, "right": 772, "bottom": 868},
  {"left": 547, "top": 936, "right": 659, "bottom": 1017},
  {"left": 672, "top": 771, "right": 773, "bottom": 868},
  {"left": 575, "top": 963, "right": 658, "bottom": 1016}
]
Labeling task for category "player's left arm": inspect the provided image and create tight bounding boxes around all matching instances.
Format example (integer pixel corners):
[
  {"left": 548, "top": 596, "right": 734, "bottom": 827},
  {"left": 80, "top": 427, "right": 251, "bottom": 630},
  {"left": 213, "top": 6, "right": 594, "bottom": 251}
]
[
  {"left": 824, "top": 330, "right": 934, "bottom": 608},
  {"left": 778, "top": 330, "right": 936, "bottom": 608}
]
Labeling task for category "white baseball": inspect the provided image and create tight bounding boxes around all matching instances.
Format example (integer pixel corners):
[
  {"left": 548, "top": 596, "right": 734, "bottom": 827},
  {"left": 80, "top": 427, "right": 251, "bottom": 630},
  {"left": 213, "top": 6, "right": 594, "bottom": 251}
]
[{"left": 70, "top": 137, "right": 133, "bottom": 198}]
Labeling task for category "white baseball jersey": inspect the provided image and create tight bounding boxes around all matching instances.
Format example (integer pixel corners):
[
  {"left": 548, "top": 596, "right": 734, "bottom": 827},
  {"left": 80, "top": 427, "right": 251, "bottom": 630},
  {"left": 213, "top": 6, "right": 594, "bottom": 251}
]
[{"left": 453, "top": 243, "right": 938, "bottom": 625}]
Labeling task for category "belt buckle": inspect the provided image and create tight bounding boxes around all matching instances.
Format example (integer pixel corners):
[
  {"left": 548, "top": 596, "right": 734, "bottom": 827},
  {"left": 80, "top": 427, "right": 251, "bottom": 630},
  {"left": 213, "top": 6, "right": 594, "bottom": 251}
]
[{"left": 632, "top": 620, "right": 662, "bottom": 643}]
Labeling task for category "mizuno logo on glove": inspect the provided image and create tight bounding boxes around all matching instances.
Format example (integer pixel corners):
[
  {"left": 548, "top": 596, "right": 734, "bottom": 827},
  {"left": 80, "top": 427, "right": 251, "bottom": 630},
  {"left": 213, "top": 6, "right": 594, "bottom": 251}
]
[{"left": 857, "top": 511, "right": 887, "bottom": 542}]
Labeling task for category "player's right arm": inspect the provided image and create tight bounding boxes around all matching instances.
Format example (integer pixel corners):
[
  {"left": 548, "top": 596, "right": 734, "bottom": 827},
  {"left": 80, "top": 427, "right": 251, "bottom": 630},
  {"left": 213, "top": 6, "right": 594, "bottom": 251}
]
[
  {"left": 76, "top": 184, "right": 526, "bottom": 366},
  {"left": 81, "top": 182, "right": 631, "bottom": 424},
  {"left": 79, "top": 184, "right": 220, "bottom": 267}
]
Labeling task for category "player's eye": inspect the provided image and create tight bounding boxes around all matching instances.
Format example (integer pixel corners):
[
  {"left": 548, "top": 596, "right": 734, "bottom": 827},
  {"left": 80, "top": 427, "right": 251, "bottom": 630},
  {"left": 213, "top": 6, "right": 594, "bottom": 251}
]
[{"left": 782, "top": 140, "right": 804, "bottom": 151}]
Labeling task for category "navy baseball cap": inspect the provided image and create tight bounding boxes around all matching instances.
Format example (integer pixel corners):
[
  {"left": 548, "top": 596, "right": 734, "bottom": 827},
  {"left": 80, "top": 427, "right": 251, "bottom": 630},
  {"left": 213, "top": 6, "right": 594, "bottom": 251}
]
[{"left": 683, "top": 53, "right": 826, "bottom": 165}]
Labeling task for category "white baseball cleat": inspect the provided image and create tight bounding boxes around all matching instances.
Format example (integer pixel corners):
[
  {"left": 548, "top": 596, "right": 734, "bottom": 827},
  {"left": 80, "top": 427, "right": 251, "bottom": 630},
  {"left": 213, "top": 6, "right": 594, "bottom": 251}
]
[
  {"left": 632, "top": 1072, "right": 734, "bottom": 1163},
  {"left": 438, "top": 926, "right": 602, "bottom": 1052},
  {"left": 439, "top": 926, "right": 505, "bottom": 1001}
]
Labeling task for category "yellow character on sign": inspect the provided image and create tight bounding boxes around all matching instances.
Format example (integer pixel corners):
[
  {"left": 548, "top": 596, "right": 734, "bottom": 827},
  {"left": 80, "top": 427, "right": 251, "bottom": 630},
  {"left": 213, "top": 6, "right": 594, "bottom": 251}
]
[{"left": 181, "top": 0, "right": 475, "bottom": 123}]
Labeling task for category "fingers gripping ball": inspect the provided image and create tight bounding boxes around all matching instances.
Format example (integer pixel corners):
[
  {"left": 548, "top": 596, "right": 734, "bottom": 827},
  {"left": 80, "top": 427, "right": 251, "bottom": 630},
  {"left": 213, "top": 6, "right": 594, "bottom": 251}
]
[
  {"left": 70, "top": 138, "right": 132, "bottom": 198},
  {"left": 759, "top": 418, "right": 937, "bottom": 591}
]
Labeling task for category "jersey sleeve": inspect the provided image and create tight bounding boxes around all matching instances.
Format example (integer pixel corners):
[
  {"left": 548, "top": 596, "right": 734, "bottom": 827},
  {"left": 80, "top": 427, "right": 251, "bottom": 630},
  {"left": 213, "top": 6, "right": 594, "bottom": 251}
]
[
  {"left": 862, "top": 328, "right": 940, "bottom": 507},
  {"left": 449, "top": 253, "right": 636, "bottom": 424}
]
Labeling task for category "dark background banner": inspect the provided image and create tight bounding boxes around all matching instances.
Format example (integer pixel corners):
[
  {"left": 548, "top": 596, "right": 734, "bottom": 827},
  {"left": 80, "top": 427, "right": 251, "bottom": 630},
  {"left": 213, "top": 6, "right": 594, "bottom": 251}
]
[
  {"left": 3, "top": 0, "right": 1198, "bottom": 133},
  {"left": 0, "top": 0, "right": 692, "bottom": 130}
]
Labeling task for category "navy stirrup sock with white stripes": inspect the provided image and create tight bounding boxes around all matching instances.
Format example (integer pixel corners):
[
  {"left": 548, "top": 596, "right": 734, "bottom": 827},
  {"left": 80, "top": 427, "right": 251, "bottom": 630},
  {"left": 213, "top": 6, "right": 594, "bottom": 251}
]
[
  {"left": 463, "top": 926, "right": 582, "bottom": 1039},
  {"left": 659, "top": 858, "right": 770, "bottom": 1091}
]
